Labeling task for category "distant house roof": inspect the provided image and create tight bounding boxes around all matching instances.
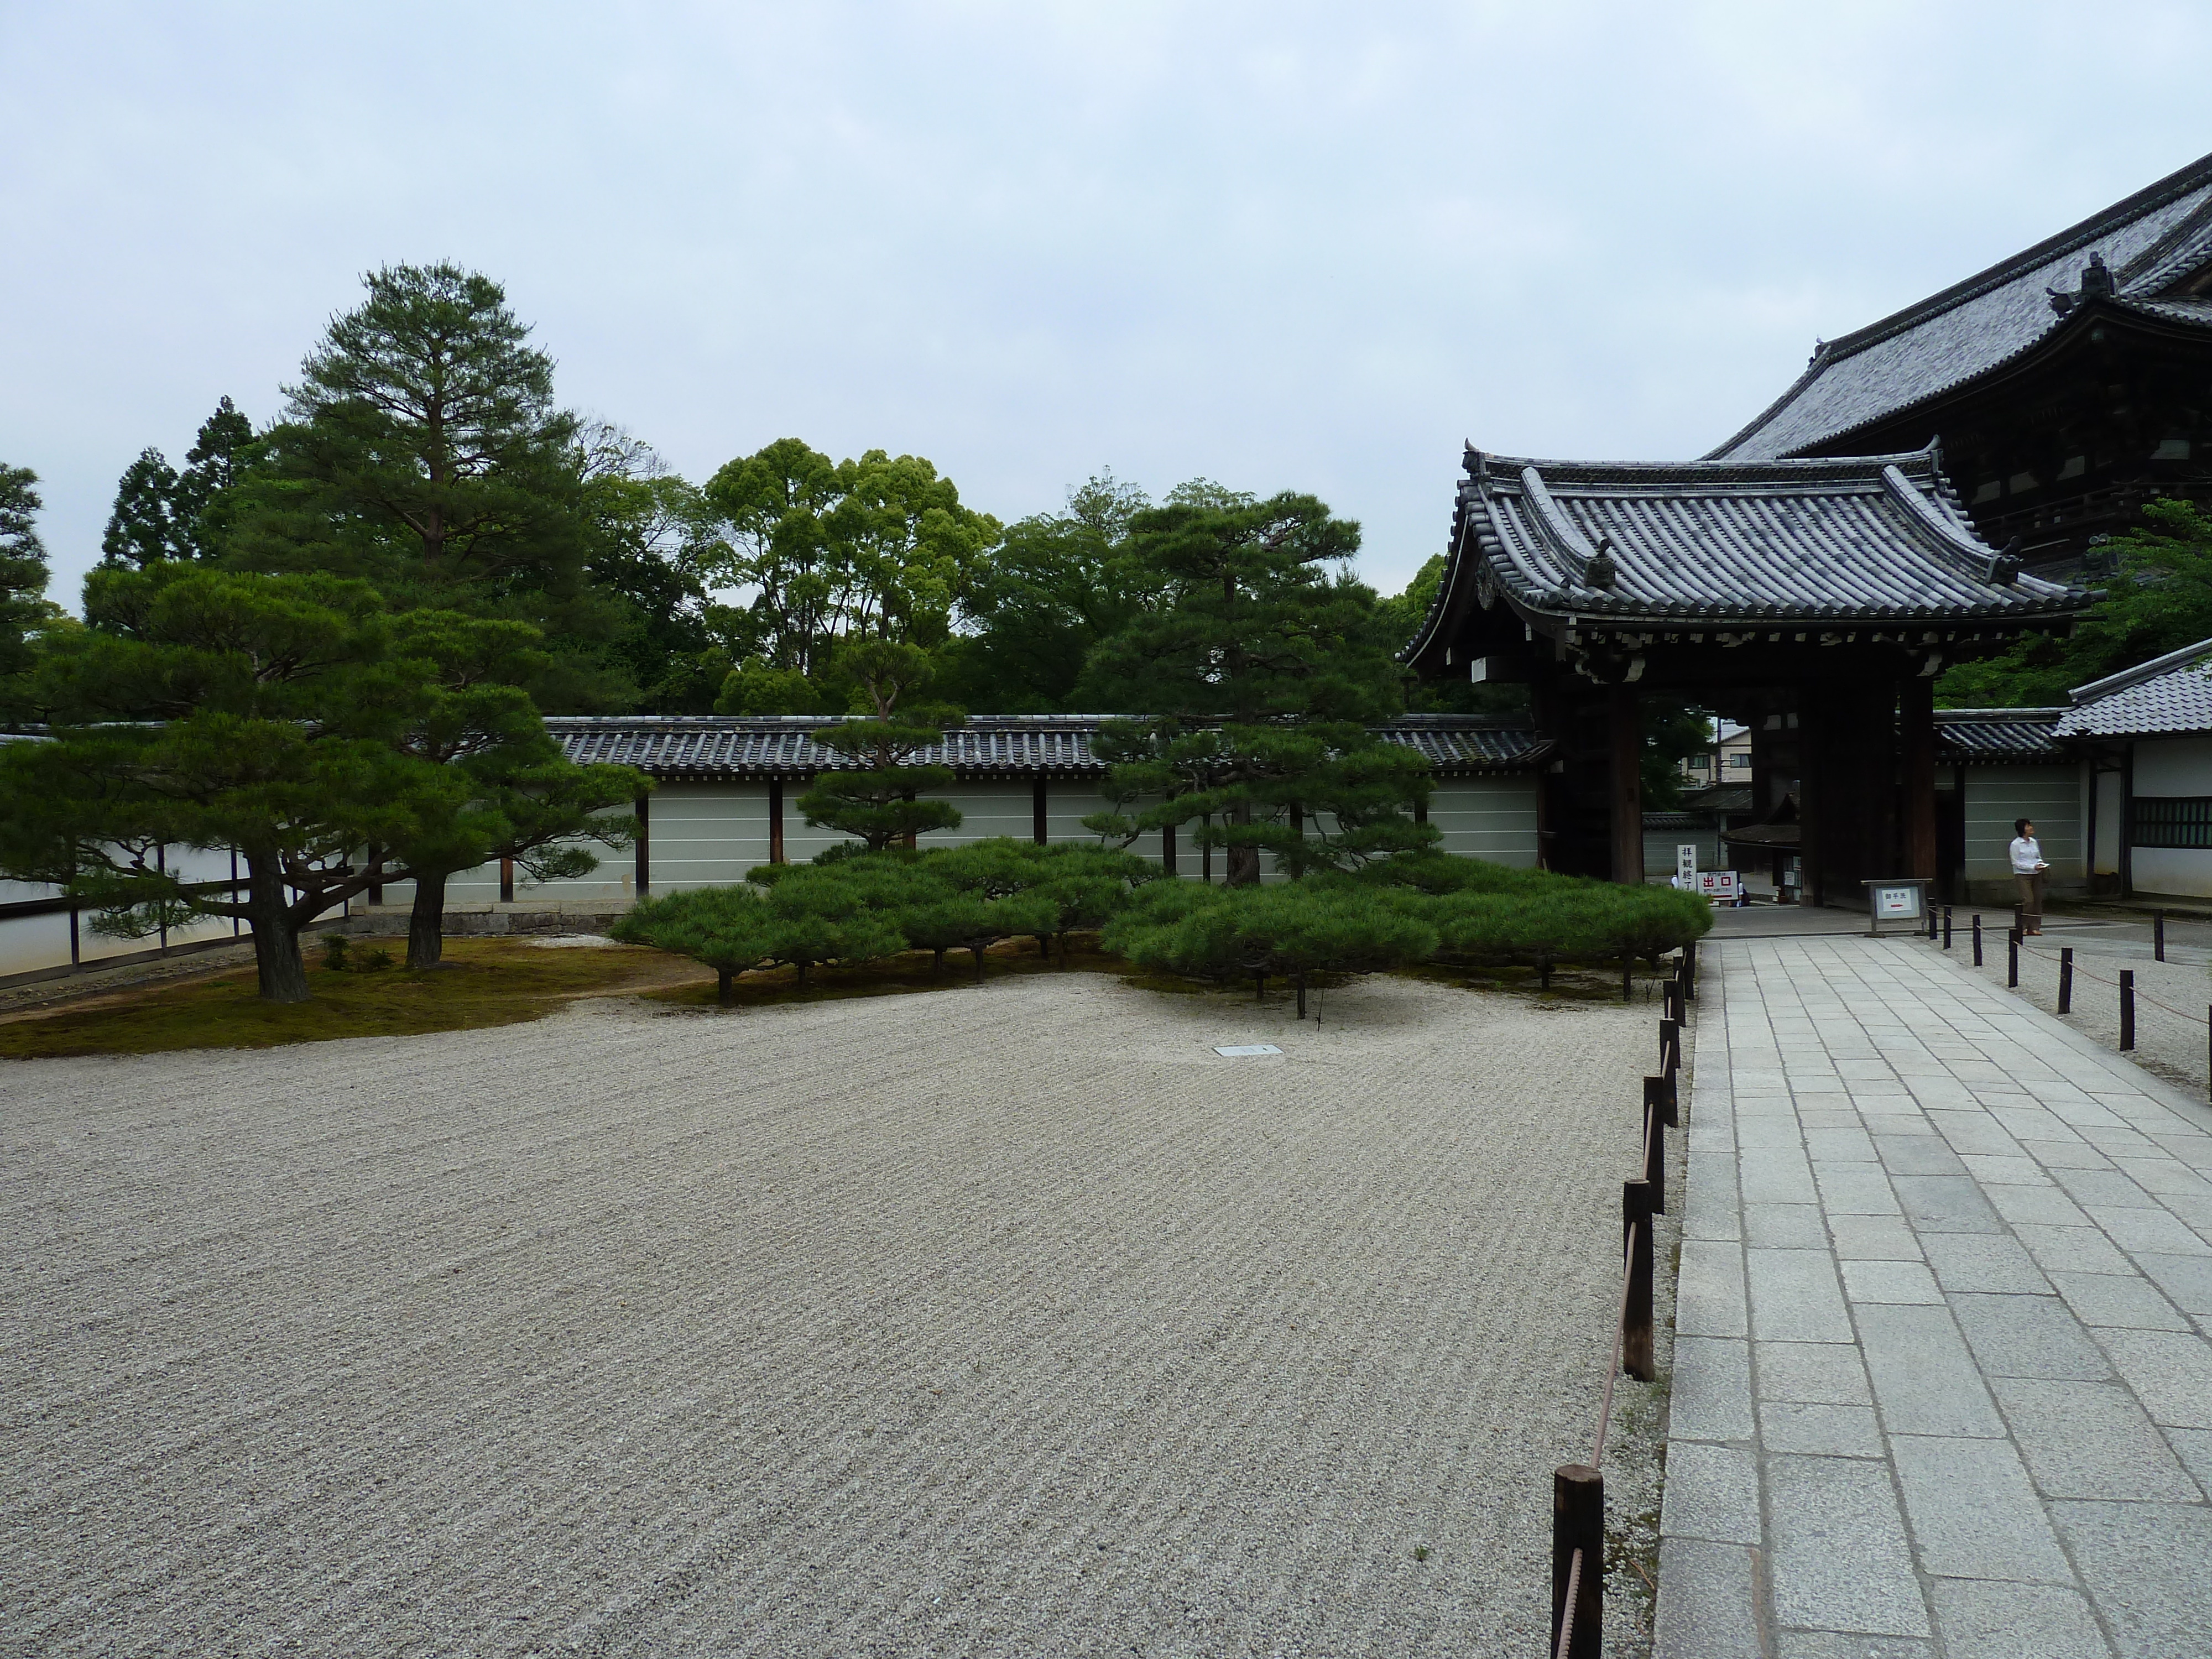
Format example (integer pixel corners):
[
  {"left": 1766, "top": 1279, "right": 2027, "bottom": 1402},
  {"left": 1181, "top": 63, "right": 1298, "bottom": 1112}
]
[
  {"left": 1934, "top": 708, "right": 2070, "bottom": 763},
  {"left": 1711, "top": 150, "right": 2212, "bottom": 461},
  {"left": 547, "top": 714, "right": 1551, "bottom": 780},
  {"left": 1406, "top": 445, "right": 2085, "bottom": 661},
  {"left": 2054, "top": 639, "right": 2212, "bottom": 738}
]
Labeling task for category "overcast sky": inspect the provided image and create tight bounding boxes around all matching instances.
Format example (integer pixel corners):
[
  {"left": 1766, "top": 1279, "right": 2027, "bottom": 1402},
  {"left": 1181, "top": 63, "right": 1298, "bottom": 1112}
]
[{"left": 4, "top": 1, "right": 2208, "bottom": 610}]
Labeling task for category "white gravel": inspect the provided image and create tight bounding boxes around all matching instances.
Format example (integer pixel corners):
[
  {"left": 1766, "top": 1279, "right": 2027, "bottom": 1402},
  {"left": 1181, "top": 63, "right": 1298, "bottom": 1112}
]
[{"left": 2, "top": 971, "right": 1660, "bottom": 1657}]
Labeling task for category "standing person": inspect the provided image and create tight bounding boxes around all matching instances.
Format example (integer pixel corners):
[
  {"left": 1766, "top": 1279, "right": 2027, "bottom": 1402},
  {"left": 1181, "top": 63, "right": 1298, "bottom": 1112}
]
[{"left": 2010, "top": 817, "right": 2049, "bottom": 936}]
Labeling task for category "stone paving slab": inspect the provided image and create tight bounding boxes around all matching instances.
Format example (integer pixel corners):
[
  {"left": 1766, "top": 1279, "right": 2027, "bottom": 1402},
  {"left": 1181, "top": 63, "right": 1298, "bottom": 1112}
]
[{"left": 1656, "top": 937, "right": 2212, "bottom": 1657}]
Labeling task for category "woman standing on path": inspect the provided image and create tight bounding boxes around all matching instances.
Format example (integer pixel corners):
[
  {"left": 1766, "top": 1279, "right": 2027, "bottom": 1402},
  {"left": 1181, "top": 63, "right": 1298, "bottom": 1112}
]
[{"left": 2011, "top": 817, "right": 2049, "bottom": 936}]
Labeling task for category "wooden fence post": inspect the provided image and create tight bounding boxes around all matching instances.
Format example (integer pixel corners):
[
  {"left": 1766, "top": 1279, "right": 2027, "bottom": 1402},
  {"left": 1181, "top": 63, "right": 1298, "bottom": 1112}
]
[
  {"left": 2008, "top": 928, "right": 2020, "bottom": 989},
  {"left": 2058, "top": 948, "right": 2073, "bottom": 1014},
  {"left": 1943, "top": 905, "right": 1953, "bottom": 950},
  {"left": 1644, "top": 1073, "right": 1677, "bottom": 1129},
  {"left": 1643, "top": 1099, "right": 1666, "bottom": 1214},
  {"left": 1973, "top": 914, "right": 1983, "bottom": 966},
  {"left": 2156, "top": 911, "right": 2167, "bottom": 962},
  {"left": 1659, "top": 1018, "right": 1681, "bottom": 1077},
  {"left": 1552, "top": 1464, "right": 1604, "bottom": 1659},
  {"left": 1623, "top": 1179, "right": 1655, "bottom": 1381},
  {"left": 2121, "top": 971, "right": 2136, "bottom": 1050}
]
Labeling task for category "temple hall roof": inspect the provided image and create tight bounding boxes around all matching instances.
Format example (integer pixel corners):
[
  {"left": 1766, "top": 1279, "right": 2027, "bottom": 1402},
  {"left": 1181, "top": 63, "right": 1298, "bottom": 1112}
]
[
  {"left": 1711, "top": 149, "right": 2212, "bottom": 461},
  {"left": 547, "top": 714, "right": 1549, "bottom": 780},
  {"left": 2054, "top": 639, "right": 2212, "bottom": 739},
  {"left": 1407, "top": 444, "right": 2088, "bottom": 664}
]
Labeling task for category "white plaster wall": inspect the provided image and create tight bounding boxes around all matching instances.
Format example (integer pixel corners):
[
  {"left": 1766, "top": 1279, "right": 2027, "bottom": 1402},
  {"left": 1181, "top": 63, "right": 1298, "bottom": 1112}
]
[
  {"left": 1431, "top": 779, "right": 1541, "bottom": 867},
  {"left": 2131, "top": 737, "right": 2212, "bottom": 795},
  {"left": 2127, "top": 848, "right": 2212, "bottom": 897},
  {"left": 651, "top": 784, "right": 775, "bottom": 890},
  {"left": 914, "top": 784, "right": 1034, "bottom": 849},
  {"left": 0, "top": 908, "right": 73, "bottom": 978},
  {"left": 1965, "top": 764, "right": 2083, "bottom": 881}
]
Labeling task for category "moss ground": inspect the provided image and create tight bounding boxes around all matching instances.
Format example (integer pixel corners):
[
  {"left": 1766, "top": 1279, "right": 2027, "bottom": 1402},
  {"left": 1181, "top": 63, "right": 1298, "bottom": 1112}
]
[
  {"left": 0, "top": 939, "right": 706, "bottom": 1060},
  {"left": 0, "top": 934, "right": 1682, "bottom": 1061}
]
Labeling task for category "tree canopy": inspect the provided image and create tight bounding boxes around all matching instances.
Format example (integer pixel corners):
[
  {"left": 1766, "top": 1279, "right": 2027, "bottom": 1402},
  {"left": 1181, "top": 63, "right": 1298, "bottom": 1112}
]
[
  {"left": 1, "top": 566, "right": 461, "bottom": 1003},
  {"left": 1939, "top": 500, "right": 2212, "bottom": 707},
  {"left": 1, "top": 461, "right": 51, "bottom": 681},
  {"left": 1074, "top": 488, "right": 1433, "bottom": 884},
  {"left": 100, "top": 397, "right": 254, "bottom": 567}
]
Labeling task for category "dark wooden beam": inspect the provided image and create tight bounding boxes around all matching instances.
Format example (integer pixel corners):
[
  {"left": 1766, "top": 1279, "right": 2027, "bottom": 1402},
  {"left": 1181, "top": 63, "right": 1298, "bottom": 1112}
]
[
  {"left": 1902, "top": 677, "right": 1938, "bottom": 881},
  {"left": 1610, "top": 685, "right": 1642, "bottom": 886}
]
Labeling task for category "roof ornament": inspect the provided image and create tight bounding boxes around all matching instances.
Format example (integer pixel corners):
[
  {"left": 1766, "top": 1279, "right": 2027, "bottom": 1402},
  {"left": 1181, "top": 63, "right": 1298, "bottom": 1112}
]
[
  {"left": 2079, "top": 534, "right": 2112, "bottom": 580},
  {"left": 1584, "top": 535, "right": 1619, "bottom": 591},
  {"left": 2048, "top": 251, "right": 2114, "bottom": 316},
  {"left": 1463, "top": 443, "right": 1489, "bottom": 484},
  {"left": 1990, "top": 536, "right": 2023, "bottom": 585}
]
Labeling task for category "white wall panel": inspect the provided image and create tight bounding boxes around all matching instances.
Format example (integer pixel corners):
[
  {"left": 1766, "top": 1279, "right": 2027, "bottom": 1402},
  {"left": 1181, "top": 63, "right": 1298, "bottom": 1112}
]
[
  {"left": 1965, "top": 764, "right": 2081, "bottom": 880},
  {"left": 915, "top": 784, "right": 1034, "bottom": 849},
  {"left": 1430, "top": 779, "right": 1541, "bottom": 867},
  {"left": 0, "top": 911, "right": 73, "bottom": 978},
  {"left": 652, "top": 784, "right": 774, "bottom": 889},
  {"left": 2131, "top": 737, "right": 2212, "bottom": 795},
  {"left": 2128, "top": 849, "right": 2212, "bottom": 896}
]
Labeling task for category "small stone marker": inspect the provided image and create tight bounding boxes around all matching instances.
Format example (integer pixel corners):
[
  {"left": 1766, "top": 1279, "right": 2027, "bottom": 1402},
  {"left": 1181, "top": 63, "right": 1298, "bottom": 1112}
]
[{"left": 1213, "top": 1044, "right": 1282, "bottom": 1057}]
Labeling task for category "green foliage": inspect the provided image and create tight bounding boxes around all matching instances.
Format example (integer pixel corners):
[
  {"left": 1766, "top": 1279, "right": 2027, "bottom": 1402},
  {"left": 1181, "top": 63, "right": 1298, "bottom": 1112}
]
[
  {"left": 1102, "top": 880, "right": 1439, "bottom": 989},
  {"left": 100, "top": 398, "right": 253, "bottom": 567},
  {"left": 574, "top": 422, "right": 722, "bottom": 713},
  {"left": 1, "top": 460, "right": 53, "bottom": 680},
  {"left": 795, "top": 639, "right": 967, "bottom": 852},
  {"left": 320, "top": 935, "right": 394, "bottom": 973},
  {"left": 374, "top": 608, "right": 647, "bottom": 964},
  {"left": 1075, "top": 488, "right": 1433, "bottom": 886},
  {"left": 934, "top": 471, "right": 1166, "bottom": 713},
  {"left": 0, "top": 565, "right": 466, "bottom": 1002},
  {"left": 1938, "top": 500, "right": 2212, "bottom": 706},
  {"left": 700, "top": 438, "right": 1001, "bottom": 686},
  {"left": 226, "top": 262, "right": 628, "bottom": 710}
]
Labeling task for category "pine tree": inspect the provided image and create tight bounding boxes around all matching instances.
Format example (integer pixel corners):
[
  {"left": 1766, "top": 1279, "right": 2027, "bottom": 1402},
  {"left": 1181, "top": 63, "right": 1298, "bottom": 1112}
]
[
  {"left": 1, "top": 462, "right": 52, "bottom": 679},
  {"left": 796, "top": 640, "right": 966, "bottom": 852},
  {"left": 1076, "top": 489, "right": 1434, "bottom": 884}
]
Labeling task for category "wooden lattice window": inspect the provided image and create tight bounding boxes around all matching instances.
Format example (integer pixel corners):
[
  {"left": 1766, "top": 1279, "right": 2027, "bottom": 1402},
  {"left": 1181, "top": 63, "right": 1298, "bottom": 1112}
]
[{"left": 2130, "top": 796, "right": 2212, "bottom": 850}]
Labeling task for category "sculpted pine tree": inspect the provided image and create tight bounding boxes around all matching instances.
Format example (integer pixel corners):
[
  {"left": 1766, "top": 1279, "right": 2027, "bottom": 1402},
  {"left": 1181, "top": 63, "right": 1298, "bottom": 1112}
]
[
  {"left": 0, "top": 566, "right": 456, "bottom": 1003},
  {"left": 1077, "top": 488, "right": 1435, "bottom": 884},
  {"left": 796, "top": 640, "right": 966, "bottom": 852}
]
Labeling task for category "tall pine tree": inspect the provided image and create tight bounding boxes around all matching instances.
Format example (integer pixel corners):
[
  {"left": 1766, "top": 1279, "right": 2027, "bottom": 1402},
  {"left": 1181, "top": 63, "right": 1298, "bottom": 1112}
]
[{"left": 1077, "top": 488, "right": 1434, "bottom": 885}]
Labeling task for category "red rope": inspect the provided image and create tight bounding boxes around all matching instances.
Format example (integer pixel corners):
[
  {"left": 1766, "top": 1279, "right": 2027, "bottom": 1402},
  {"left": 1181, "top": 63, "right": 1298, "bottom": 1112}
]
[{"left": 1555, "top": 1547, "right": 1584, "bottom": 1659}]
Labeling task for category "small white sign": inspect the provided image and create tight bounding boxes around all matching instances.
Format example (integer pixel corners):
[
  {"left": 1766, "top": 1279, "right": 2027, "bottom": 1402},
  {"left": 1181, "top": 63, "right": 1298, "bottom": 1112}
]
[
  {"left": 1677, "top": 843, "right": 1698, "bottom": 885},
  {"left": 1874, "top": 886, "right": 1921, "bottom": 919},
  {"left": 1698, "top": 869, "right": 1741, "bottom": 900},
  {"left": 1214, "top": 1044, "right": 1283, "bottom": 1057}
]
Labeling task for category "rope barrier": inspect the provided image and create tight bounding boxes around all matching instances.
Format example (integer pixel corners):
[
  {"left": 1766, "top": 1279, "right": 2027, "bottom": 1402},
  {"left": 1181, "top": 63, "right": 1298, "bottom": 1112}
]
[
  {"left": 2013, "top": 946, "right": 2208, "bottom": 1026},
  {"left": 1554, "top": 1548, "right": 1584, "bottom": 1659}
]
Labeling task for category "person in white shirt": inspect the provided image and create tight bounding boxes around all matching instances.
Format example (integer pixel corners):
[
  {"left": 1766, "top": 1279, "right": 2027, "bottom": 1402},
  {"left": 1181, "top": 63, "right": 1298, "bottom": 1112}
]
[{"left": 2010, "top": 818, "right": 2049, "bottom": 936}]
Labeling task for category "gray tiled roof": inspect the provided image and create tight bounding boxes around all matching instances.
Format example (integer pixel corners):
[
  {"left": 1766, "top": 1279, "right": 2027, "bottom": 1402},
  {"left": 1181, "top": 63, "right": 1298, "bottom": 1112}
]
[
  {"left": 547, "top": 714, "right": 1548, "bottom": 779},
  {"left": 1934, "top": 708, "right": 2069, "bottom": 761},
  {"left": 1712, "top": 150, "right": 2212, "bottom": 461},
  {"left": 1417, "top": 445, "right": 2084, "bottom": 641},
  {"left": 2054, "top": 639, "right": 2212, "bottom": 737}
]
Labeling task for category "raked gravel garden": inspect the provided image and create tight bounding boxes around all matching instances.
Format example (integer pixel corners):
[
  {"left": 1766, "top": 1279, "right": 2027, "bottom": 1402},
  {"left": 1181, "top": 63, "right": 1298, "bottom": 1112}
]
[{"left": 3, "top": 966, "right": 1667, "bottom": 1657}]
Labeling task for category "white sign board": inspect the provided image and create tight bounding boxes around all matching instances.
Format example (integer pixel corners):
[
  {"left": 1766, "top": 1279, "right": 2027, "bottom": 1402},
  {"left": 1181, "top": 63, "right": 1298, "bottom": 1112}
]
[
  {"left": 1698, "top": 869, "right": 1741, "bottom": 900},
  {"left": 1873, "top": 885, "right": 1922, "bottom": 919},
  {"left": 1677, "top": 843, "right": 1698, "bottom": 885},
  {"left": 1213, "top": 1044, "right": 1282, "bottom": 1057}
]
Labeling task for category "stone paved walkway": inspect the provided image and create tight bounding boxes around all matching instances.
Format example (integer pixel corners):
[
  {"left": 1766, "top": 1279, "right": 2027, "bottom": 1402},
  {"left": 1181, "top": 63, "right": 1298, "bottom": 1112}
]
[{"left": 1656, "top": 937, "right": 2212, "bottom": 1658}]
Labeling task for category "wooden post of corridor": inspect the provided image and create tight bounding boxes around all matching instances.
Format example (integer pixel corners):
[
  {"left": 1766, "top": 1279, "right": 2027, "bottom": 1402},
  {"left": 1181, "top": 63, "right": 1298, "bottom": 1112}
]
[
  {"left": 1610, "top": 685, "right": 1643, "bottom": 885},
  {"left": 1902, "top": 676, "right": 1937, "bottom": 881}
]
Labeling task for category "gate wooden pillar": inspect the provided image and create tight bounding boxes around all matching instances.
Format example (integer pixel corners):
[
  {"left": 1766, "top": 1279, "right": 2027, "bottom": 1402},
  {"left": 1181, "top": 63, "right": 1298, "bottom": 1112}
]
[
  {"left": 1902, "top": 676, "right": 1938, "bottom": 881},
  {"left": 1610, "top": 685, "right": 1643, "bottom": 886}
]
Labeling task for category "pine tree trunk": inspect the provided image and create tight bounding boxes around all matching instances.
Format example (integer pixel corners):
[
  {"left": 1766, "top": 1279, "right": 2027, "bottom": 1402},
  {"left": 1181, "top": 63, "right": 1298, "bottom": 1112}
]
[
  {"left": 1296, "top": 973, "right": 1307, "bottom": 1019},
  {"left": 717, "top": 967, "right": 734, "bottom": 1007},
  {"left": 973, "top": 946, "right": 987, "bottom": 982},
  {"left": 1226, "top": 801, "right": 1262, "bottom": 887},
  {"left": 244, "top": 856, "right": 311, "bottom": 1004},
  {"left": 1255, "top": 973, "right": 1266, "bottom": 1001},
  {"left": 408, "top": 872, "right": 450, "bottom": 968},
  {"left": 931, "top": 947, "right": 946, "bottom": 974},
  {"left": 796, "top": 961, "right": 809, "bottom": 986}
]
